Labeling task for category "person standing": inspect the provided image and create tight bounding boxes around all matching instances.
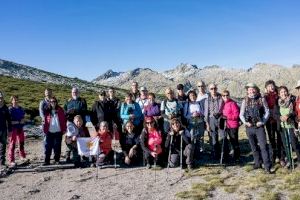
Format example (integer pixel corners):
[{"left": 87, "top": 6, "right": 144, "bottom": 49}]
[
  {"left": 196, "top": 80, "right": 208, "bottom": 102},
  {"left": 91, "top": 90, "right": 112, "bottom": 131},
  {"left": 278, "top": 86, "right": 300, "bottom": 168},
  {"left": 135, "top": 86, "right": 150, "bottom": 114},
  {"left": 130, "top": 81, "right": 140, "bottom": 101},
  {"left": 220, "top": 90, "right": 240, "bottom": 161},
  {"left": 107, "top": 88, "right": 122, "bottom": 133},
  {"left": 239, "top": 83, "right": 272, "bottom": 173},
  {"left": 64, "top": 87, "right": 88, "bottom": 123},
  {"left": 43, "top": 97, "right": 67, "bottom": 165},
  {"left": 0, "top": 91, "right": 12, "bottom": 170},
  {"left": 204, "top": 83, "right": 224, "bottom": 160},
  {"left": 8, "top": 95, "right": 27, "bottom": 167}
]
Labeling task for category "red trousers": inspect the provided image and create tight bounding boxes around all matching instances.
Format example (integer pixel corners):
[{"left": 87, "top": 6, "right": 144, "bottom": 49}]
[{"left": 8, "top": 128, "right": 26, "bottom": 162}]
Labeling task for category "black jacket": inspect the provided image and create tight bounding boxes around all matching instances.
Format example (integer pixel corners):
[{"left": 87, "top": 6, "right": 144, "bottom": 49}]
[
  {"left": 165, "top": 129, "right": 191, "bottom": 154},
  {"left": 91, "top": 100, "right": 113, "bottom": 130},
  {"left": 0, "top": 104, "right": 12, "bottom": 133}
]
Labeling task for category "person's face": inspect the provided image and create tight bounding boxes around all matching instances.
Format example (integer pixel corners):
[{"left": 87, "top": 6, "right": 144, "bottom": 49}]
[
  {"left": 209, "top": 86, "right": 217, "bottom": 95},
  {"left": 0, "top": 97, "right": 4, "bottom": 105},
  {"left": 99, "top": 94, "right": 106, "bottom": 101},
  {"left": 125, "top": 96, "right": 132, "bottom": 103},
  {"left": 148, "top": 95, "right": 155, "bottom": 103},
  {"left": 45, "top": 90, "right": 52, "bottom": 98},
  {"left": 108, "top": 89, "right": 114, "bottom": 97},
  {"left": 171, "top": 121, "right": 181, "bottom": 132},
  {"left": 177, "top": 89, "right": 184, "bottom": 95},
  {"left": 189, "top": 93, "right": 197, "bottom": 102},
  {"left": 11, "top": 97, "right": 18, "bottom": 106},
  {"left": 74, "top": 118, "right": 83, "bottom": 128},
  {"left": 279, "top": 89, "right": 288, "bottom": 100},
  {"left": 165, "top": 90, "right": 174, "bottom": 100},
  {"left": 141, "top": 90, "right": 148, "bottom": 97},
  {"left": 247, "top": 87, "right": 257, "bottom": 97},
  {"left": 266, "top": 84, "right": 275, "bottom": 93},
  {"left": 100, "top": 123, "right": 109, "bottom": 132},
  {"left": 198, "top": 85, "right": 206, "bottom": 92},
  {"left": 50, "top": 98, "right": 57, "bottom": 108},
  {"left": 222, "top": 93, "right": 230, "bottom": 102},
  {"left": 131, "top": 83, "right": 138, "bottom": 91},
  {"left": 125, "top": 123, "right": 134, "bottom": 133},
  {"left": 145, "top": 121, "right": 154, "bottom": 129},
  {"left": 72, "top": 90, "right": 79, "bottom": 99}
]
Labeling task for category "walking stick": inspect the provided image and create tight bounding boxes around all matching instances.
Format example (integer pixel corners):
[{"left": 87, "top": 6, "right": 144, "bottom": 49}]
[
  {"left": 166, "top": 134, "right": 174, "bottom": 181},
  {"left": 287, "top": 127, "right": 295, "bottom": 171},
  {"left": 220, "top": 119, "right": 227, "bottom": 165},
  {"left": 180, "top": 132, "right": 183, "bottom": 170},
  {"left": 283, "top": 122, "right": 294, "bottom": 171},
  {"left": 154, "top": 145, "right": 158, "bottom": 183}
]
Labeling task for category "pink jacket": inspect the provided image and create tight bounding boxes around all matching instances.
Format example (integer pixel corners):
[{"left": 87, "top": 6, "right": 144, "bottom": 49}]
[{"left": 221, "top": 99, "right": 240, "bottom": 129}]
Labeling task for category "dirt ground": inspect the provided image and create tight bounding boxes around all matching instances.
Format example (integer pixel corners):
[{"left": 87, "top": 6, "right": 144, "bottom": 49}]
[{"left": 1, "top": 133, "right": 300, "bottom": 200}]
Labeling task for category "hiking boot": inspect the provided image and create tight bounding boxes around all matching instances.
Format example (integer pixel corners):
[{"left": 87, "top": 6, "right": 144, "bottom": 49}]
[
  {"left": 253, "top": 164, "right": 262, "bottom": 170},
  {"left": 66, "top": 157, "right": 71, "bottom": 164},
  {"left": 146, "top": 164, "right": 151, "bottom": 169},
  {"left": 265, "top": 168, "right": 272, "bottom": 174},
  {"left": 42, "top": 162, "right": 50, "bottom": 166},
  {"left": 53, "top": 161, "right": 61, "bottom": 165}
]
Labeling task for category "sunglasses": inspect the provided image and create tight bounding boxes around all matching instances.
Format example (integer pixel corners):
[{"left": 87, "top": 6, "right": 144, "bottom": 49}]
[
  {"left": 222, "top": 95, "right": 229, "bottom": 97},
  {"left": 210, "top": 88, "right": 217, "bottom": 90},
  {"left": 198, "top": 85, "right": 205, "bottom": 87}
]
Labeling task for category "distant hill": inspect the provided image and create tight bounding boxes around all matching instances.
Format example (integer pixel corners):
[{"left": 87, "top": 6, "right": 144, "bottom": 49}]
[{"left": 93, "top": 63, "right": 300, "bottom": 97}]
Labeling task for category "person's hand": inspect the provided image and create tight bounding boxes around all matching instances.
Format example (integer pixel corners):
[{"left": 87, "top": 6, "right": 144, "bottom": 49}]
[
  {"left": 221, "top": 115, "right": 227, "bottom": 120},
  {"left": 129, "top": 148, "right": 136, "bottom": 158},
  {"left": 72, "top": 136, "right": 77, "bottom": 141},
  {"left": 280, "top": 115, "right": 288, "bottom": 122},
  {"left": 245, "top": 122, "right": 252, "bottom": 127},
  {"left": 256, "top": 122, "right": 264, "bottom": 127},
  {"left": 129, "top": 114, "right": 135, "bottom": 119},
  {"left": 151, "top": 151, "right": 157, "bottom": 158},
  {"left": 206, "top": 124, "right": 211, "bottom": 132},
  {"left": 125, "top": 156, "right": 131, "bottom": 165},
  {"left": 192, "top": 112, "right": 200, "bottom": 117},
  {"left": 169, "top": 131, "right": 174, "bottom": 136},
  {"left": 179, "top": 130, "right": 184, "bottom": 135}
]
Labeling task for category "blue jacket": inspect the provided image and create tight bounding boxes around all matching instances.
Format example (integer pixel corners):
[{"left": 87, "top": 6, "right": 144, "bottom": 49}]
[{"left": 120, "top": 102, "right": 143, "bottom": 126}]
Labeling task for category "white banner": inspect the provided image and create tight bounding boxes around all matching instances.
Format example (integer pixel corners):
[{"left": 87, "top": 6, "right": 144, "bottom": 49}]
[{"left": 77, "top": 137, "right": 99, "bottom": 156}]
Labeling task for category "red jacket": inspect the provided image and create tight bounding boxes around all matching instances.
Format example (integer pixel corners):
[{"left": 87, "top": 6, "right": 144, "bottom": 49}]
[
  {"left": 98, "top": 130, "right": 119, "bottom": 155},
  {"left": 221, "top": 99, "right": 240, "bottom": 129},
  {"left": 43, "top": 106, "right": 67, "bottom": 134}
]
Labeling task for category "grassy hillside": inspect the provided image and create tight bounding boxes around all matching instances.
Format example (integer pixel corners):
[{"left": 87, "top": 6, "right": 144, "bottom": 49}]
[{"left": 0, "top": 75, "right": 127, "bottom": 121}]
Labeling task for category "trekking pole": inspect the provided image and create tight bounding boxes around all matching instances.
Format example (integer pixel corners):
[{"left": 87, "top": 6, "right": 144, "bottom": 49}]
[
  {"left": 166, "top": 134, "right": 174, "bottom": 181},
  {"left": 180, "top": 131, "right": 183, "bottom": 170},
  {"left": 283, "top": 122, "right": 293, "bottom": 171},
  {"left": 287, "top": 127, "right": 295, "bottom": 171},
  {"left": 220, "top": 119, "right": 227, "bottom": 165},
  {"left": 154, "top": 145, "right": 158, "bottom": 183}
]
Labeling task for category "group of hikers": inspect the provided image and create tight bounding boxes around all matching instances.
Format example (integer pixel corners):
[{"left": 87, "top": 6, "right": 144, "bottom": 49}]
[{"left": 1, "top": 79, "right": 300, "bottom": 174}]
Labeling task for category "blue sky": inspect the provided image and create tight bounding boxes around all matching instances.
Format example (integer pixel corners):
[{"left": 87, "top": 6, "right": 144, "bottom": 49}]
[{"left": 1, "top": 0, "right": 300, "bottom": 81}]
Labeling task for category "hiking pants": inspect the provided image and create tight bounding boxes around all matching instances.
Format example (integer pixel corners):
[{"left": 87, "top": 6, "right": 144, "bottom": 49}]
[
  {"left": 169, "top": 144, "right": 194, "bottom": 167},
  {"left": 280, "top": 128, "right": 300, "bottom": 162},
  {"left": 8, "top": 128, "right": 26, "bottom": 163},
  {"left": 66, "top": 142, "right": 80, "bottom": 165},
  {"left": 246, "top": 126, "right": 271, "bottom": 170},
  {"left": 208, "top": 117, "right": 221, "bottom": 159},
  {"left": 227, "top": 128, "right": 240, "bottom": 160},
  {"left": 188, "top": 121, "right": 205, "bottom": 160},
  {"left": 45, "top": 132, "right": 62, "bottom": 163},
  {"left": 266, "top": 120, "right": 285, "bottom": 162},
  {"left": 0, "top": 130, "right": 7, "bottom": 165}
]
